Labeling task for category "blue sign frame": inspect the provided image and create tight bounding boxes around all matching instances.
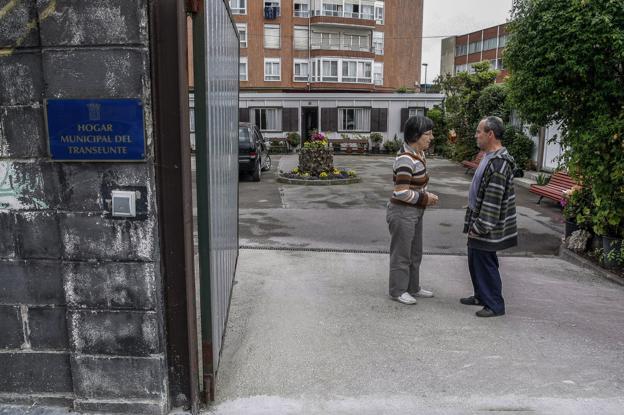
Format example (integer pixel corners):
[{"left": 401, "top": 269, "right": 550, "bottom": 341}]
[{"left": 46, "top": 98, "right": 146, "bottom": 162}]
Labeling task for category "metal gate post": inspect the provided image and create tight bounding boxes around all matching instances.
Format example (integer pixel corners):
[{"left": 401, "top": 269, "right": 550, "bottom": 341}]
[{"left": 150, "top": 0, "right": 201, "bottom": 413}]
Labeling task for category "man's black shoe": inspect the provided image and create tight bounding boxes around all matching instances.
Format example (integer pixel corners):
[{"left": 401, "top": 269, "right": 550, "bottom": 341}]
[
  {"left": 475, "top": 307, "right": 505, "bottom": 318},
  {"left": 460, "top": 296, "right": 481, "bottom": 306}
]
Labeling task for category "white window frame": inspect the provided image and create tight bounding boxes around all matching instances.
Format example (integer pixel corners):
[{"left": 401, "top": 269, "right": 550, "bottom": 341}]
[
  {"left": 372, "top": 31, "right": 384, "bottom": 55},
  {"left": 408, "top": 108, "right": 425, "bottom": 118},
  {"left": 252, "top": 108, "right": 282, "bottom": 132},
  {"left": 293, "top": 26, "right": 309, "bottom": 50},
  {"left": 264, "top": 58, "right": 281, "bottom": 81},
  {"left": 239, "top": 57, "right": 248, "bottom": 81},
  {"left": 264, "top": 0, "right": 281, "bottom": 14},
  {"left": 236, "top": 23, "right": 247, "bottom": 48},
  {"left": 321, "top": 59, "right": 339, "bottom": 82},
  {"left": 338, "top": 107, "right": 371, "bottom": 132},
  {"left": 373, "top": 62, "right": 383, "bottom": 85},
  {"left": 293, "top": 0, "right": 310, "bottom": 17},
  {"left": 230, "top": 0, "right": 246, "bottom": 14},
  {"left": 293, "top": 59, "right": 310, "bottom": 82},
  {"left": 264, "top": 24, "right": 281, "bottom": 49},
  {"left": 374, "top": 1, "right": 384, "bottom": 24},
  {"left": 310, "top": 57, "right": 374, "bottom": 84},
  {"left": 360, "top": 1, "right": 375, "bottom": 20}
]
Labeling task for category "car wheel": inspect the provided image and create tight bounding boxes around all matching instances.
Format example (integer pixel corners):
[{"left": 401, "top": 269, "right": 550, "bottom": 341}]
[
  {"left": 262, "top": 154, "right": 271, "bottom": 171},
  {"left": 252, "top": 161, "right": 261, "bottom": 182}
]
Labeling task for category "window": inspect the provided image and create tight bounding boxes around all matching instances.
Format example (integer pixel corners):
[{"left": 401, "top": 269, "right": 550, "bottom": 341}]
[
  {"left": 357, "top": 61, "right": 371, "bottom": 82},
  {"left": 342, "top": 60, "right": 357, "bottom": 82},
  {"left": 374, "top": 2, "right": 384, "bottom": 24},
  {"left": 239, "top": 57, "right": 248, "bottom": 81},
  {"left": 483, "top": 37, "right": 497, "bottom": 51},
  {"left": 455, "top": 44, "right": 467, "bottom": 57},
  {"left": 322, "top": 59, "right": 339, "bottom": 81},
  {"left": 264, "top": 58, "right": 281, "bottom": 81},
  {"left": 489, "top": 59, "right": 498, "bottom": 70},
  {"left": 361, "top": 1, "right": 375, "bottom": 20},
  {"left": 236, "top": 23, "right": 247, "bottom": 48},
  {"left": 293, "top": 0, "right": 309, "bottom": 17},
  {"left": 230, "top": 0, "right": 246, "bottom": 14},
  {"left": 468, "top": 40, "right": 482, "bottom": 54},
  {"left": 343, "top": 34, "right": 369, "bottom": 52},
  {"left": 320, "top": 32, "right": 340, "bottom": 49},
  {"left": 455, "top": 63, "right": 467, "bottom": 73},
  {"left": 294, "top": 59, "right": 309, "bottom": 82},
  {"left": 252, "top": 108, "right": 282, "bottom": 131},
  {"left": 497, "top": 58, "right": 505, "bottom": 70},
  {"left": 373, "top": 62, "right": 383, "bottom": 85},
  {"left": 344, "top": 1, "right": 360, "bottom": 18},
  {"left": 409, "top": 108, "right": 425, "bottom": 118},
  {"left": 339, "top": 108, "right": 371, "bottom": 132},
  {"left": 323, "top": 1, "right": 342, "bottom": 17},
  {"left": 341, "top": 60, "right": 371, "bottom": 83},
  {"left": 373, "top": 31, "right": 384, "bottom": 55},
  {"left": 293, "top": 26, "right": 309, "bottom": 50},
  {"left": 498, "top": 34, "right": 508, "bottom": 47},
  {"left": 264, "top": 0, "right": 280, "bottom": 15},
  {"left": 264, "top": 24, "right": 280, "bottom": 49}
]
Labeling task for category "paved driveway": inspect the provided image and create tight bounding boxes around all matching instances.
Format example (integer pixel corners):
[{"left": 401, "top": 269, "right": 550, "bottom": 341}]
[{"left": 239, "top": 155, "right": 564, "bottom": 256}]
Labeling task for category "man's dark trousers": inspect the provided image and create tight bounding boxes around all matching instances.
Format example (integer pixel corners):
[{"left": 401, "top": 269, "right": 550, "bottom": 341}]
[{"left": 468, "top": 247, "right": 505, "bottom": 314}]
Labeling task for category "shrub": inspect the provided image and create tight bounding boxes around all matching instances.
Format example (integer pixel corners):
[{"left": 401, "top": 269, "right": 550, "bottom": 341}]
[
  {"left": 370, "top": 132, "right": 383, "bottom": 147},
  {"left": 503, "top": 125, "right": 533, "bottom": 170},
  {"left": 287, "top": 132, "right": 300, "bottom": 148}
]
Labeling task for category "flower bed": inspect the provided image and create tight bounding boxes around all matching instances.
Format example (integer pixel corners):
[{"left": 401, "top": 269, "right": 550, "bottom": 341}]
[{"left": 277, "top": 167, "right": 360, "bottom": 185}]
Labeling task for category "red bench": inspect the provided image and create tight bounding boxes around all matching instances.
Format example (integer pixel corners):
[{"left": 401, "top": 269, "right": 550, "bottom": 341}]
[
  {"left": 461, "top": 151, "right": 485, "bottom": 173},
  {"left": 529, "top": 171, "right": 578, "bottom": 204}
]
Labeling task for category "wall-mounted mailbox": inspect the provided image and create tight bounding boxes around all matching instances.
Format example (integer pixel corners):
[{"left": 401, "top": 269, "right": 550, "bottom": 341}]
[{"left": 111, "top": 190, "right": 137, "bottom": 217}]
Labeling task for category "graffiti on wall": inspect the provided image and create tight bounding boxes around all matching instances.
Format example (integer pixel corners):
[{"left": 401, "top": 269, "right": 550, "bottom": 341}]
[{"left": 0, "top": 162, "right": 48, "bottom": 209}]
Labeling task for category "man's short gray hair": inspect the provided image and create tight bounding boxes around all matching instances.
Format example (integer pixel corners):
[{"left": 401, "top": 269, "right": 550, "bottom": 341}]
[{"left": 481, "top": 116, "right": 505, "bottom": 140}]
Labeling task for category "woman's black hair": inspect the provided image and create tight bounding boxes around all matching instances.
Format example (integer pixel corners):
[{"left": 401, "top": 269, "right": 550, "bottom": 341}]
[{"left": 404, "top": 115, "right": 434, "bottom": 144}]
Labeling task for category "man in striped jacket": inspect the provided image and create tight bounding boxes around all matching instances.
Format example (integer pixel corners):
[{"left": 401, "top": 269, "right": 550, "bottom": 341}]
[{"left": 461, "top": 116, "right": 518, "bottom": 318}]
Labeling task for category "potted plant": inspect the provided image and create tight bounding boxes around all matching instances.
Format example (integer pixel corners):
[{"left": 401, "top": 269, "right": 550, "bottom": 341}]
[
  {"left": 561, "top": 186, "right": 592, "bottom": 239},
  {"left": 287, "top": 132, "right": 300, "bottom": 152},
  {"left": 370, "top": 132, "right": 383, "bottom": 154},
  {"left": 592, "top": 195, "right": 624, "bottom": 269}
]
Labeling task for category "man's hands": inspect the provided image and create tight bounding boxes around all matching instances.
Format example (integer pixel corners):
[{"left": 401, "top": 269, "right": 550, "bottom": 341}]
[{"left": 426, "top": 192, "right": 439, "bottom": 206}]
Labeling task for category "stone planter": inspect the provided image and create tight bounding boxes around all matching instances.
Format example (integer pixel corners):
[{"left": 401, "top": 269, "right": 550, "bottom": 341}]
[
  {"left": 590, "top": 234, "right": 603, "bottom": 252},
  {"left": 298, "top": 147, "right": 334, "bottom": 177}
]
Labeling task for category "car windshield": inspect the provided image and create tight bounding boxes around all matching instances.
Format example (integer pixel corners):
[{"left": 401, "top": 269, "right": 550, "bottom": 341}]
[{"left": 239, "top": 127, "right": 252, "bottom": 143}]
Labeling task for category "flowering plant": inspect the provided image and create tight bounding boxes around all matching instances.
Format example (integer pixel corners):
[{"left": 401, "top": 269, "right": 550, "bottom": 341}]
[{"left": 304, "top": 131, "right": 329, "bottom": 149}]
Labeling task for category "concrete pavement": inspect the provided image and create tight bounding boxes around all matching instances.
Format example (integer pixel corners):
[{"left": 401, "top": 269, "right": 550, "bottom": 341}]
[{"left": 208, "top": 250, "right": 624, "bottom": 415}]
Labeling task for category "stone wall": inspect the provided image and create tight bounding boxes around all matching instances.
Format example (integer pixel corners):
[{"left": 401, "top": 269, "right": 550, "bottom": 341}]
[{"left": 0, "top": 1, "right": 167, "bottom": 414}]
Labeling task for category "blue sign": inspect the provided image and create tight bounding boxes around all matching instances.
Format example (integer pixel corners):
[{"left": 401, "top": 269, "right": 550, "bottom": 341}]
[{"left": 46, "top": 99, "right": 146, "bottom": 161}]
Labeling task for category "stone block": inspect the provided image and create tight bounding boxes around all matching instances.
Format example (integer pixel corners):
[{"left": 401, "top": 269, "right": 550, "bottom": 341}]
[
  {"left": 0, "top": 0, "right": 39, "bottom": 48},
  {"left": 39, "top": 0, "right": 148, "bottom": 47},
  {"left": 0, "top": 212, "right": 16, "bottom": 257},
  {"left": 71, "top": 355, "right": 165, "bottom": 399},
  {"left": 63, "top": 261, "right": 156, "bottom": 309},
  {"left": 73, "top": 400, "right": 166, "bottom": 415},
  {"left": 15, "top": 211, "right": 62, "bottom": 259},
  {"left": 0, "top": 352, "right": 72, "bottom": 393},
  {"left": 0, "top": 260, "right": 65, "bottom": 305},
  {"left": 0, "top": 52, "right": 43, "bottom": 105},
  {"left": 58, "top": 163, "right": 153, "bottom": 212},
  {"left": 0, "top": 161, "right": 63, "bottom": 210},
  {"left": 29, "top": 306, "right": 69, "bottom": 350},
  {"left": 60, "top": 213, "right": 157, "bottom": 261},
  {"left": 43, "top": 49, "right": 147, "bottom": 99},
  {"left": 0, "top": 305, "right": 23, "bottom": 349},
  {"left": 0, "top": 105, "right": 47, "bottom": 158},
  {"left": 69, "top": 310, "right": 159, "bottom": 356}
]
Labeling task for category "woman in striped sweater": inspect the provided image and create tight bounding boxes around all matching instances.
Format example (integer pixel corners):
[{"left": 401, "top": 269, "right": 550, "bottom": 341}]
[{"left": 386, "top": 115, "right": 439, "bottom": 305}]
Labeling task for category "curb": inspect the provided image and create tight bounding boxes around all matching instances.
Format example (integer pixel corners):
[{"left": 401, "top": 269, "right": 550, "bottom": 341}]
[
  {"left": 559, "top": 246, "right": 624, "bottom": 286},
  {"left": 276, "top": 176, "right": 361, "bottom": 186}
]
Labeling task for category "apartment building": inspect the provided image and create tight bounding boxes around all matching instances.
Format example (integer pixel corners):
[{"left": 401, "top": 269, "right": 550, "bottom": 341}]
[
  {"left": 221, "top": 0, "right": 443, "bottom": 143},
  {"left": 440, "top": 23, "right": 509, "bottom": 83},
  {"left": 232, "top": 0, "right": 423, "bottom": 92}
]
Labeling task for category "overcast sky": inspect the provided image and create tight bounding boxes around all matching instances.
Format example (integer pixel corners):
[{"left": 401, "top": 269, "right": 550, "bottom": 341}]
[{"left": 421, "top": 0, "right": 513, "bottom": 84}]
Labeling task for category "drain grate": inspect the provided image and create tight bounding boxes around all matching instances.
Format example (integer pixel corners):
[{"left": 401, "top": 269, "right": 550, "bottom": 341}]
[{"left": 239, "top": 245, "right": 389, "bottom": 254}]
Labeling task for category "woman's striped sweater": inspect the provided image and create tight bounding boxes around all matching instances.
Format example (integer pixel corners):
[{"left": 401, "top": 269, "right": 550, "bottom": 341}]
[
  {"left": 463, "top": 147, "right": 518, "bottom": 251},
  {"left": 390, "top": 144, "right": 429, "bottom": 208}
]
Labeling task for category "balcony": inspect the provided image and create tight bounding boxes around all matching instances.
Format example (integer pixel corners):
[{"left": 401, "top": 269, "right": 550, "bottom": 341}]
[
  {"left": 264, "top": 6, "right": 280, "bottom": 19},
  {"left": 309, "top": 9, "right": 376, "bottom": 28},
  {"left": 310, "top": 42, "right": 374, "bottom": 59}
]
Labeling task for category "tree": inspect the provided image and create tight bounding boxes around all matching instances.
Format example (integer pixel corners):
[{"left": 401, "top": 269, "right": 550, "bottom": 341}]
[
  {"left": 436, "top": 61, "right": 499, "bottom": 161},
  {"left": 505, "top": 0, "right": 624, "bottom": 237}
]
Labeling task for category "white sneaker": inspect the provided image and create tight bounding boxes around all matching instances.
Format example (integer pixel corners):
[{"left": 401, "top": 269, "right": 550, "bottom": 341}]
[
  {"left": 392, "top": 292, "right": 418, "bottom": 305},
  {"left": 414, "top": 288, "right": 434, "bottom": 298}
]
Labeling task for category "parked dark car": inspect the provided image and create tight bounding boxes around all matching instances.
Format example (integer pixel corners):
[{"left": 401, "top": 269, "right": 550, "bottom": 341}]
[{"left": 239, "top": 122, "right": 271, "bottom": 181}]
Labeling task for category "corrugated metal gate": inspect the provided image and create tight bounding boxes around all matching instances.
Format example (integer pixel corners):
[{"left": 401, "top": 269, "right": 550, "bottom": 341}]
[{"left": 192, "top": 0, "right": 239, "bottom": 400}]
